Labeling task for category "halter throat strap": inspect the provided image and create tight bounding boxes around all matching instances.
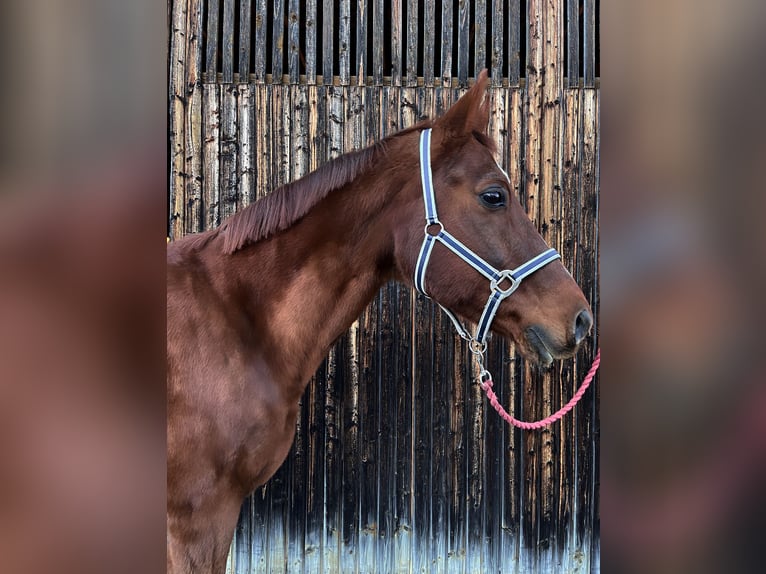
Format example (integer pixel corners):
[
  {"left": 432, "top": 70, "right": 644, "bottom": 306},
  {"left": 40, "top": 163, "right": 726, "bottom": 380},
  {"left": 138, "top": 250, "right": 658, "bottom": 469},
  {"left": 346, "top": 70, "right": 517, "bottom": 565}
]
[{"left": 413, "top": 128, "right": 561, "bottom": 347}]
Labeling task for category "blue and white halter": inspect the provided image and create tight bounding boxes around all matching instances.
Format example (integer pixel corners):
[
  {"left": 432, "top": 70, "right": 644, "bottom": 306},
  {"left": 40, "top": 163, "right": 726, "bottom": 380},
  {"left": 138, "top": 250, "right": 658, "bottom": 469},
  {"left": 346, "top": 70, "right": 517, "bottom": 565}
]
[{"left": 414, "top": 128, "right": 561, "bottom": 368}]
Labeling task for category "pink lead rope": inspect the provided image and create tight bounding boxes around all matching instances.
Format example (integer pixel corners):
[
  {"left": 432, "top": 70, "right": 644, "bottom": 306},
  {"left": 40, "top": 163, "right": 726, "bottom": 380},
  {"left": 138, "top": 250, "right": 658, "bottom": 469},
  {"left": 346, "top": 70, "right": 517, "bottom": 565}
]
[{"left": 479, "top": 348, "right": 600, "bottom": 430}]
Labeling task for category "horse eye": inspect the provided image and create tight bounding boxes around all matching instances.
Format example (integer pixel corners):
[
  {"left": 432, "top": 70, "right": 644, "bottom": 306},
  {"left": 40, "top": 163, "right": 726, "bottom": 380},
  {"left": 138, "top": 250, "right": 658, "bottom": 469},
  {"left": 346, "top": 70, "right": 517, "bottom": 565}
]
[{"left": 479, "top": 188, "right": 506, "bottom": 209}]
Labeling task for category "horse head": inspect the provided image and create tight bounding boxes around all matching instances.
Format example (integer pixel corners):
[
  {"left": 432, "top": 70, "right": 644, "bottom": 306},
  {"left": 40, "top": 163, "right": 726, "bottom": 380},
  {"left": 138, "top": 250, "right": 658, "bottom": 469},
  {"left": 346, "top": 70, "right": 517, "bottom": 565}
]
[{"left": 394, "top": 70, "right": 593, "bottom": 366}]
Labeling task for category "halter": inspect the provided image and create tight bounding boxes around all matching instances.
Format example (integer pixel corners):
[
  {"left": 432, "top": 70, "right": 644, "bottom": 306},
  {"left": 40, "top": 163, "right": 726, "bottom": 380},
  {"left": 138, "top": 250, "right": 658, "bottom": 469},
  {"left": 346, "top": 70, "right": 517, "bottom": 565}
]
[{"left": 414, "top": 128, "right": 560, "bottom": 364}]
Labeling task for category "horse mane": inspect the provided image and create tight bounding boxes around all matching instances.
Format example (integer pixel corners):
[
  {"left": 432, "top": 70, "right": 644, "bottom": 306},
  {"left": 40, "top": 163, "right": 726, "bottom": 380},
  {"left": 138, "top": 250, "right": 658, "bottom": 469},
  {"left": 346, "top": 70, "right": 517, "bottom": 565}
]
[{"left": 218, "top": 123, "right": 429, "bottom": 254}]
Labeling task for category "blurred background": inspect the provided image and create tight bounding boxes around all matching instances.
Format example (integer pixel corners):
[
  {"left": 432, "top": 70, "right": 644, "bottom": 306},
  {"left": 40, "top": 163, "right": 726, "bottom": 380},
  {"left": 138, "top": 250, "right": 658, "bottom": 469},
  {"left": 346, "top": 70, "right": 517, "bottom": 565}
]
[
  {"left": 0, "top": 0, "right": 763, "bottom": 572},
  {"left": 601, "top": 0, "right": 766, "bottom": 572}
]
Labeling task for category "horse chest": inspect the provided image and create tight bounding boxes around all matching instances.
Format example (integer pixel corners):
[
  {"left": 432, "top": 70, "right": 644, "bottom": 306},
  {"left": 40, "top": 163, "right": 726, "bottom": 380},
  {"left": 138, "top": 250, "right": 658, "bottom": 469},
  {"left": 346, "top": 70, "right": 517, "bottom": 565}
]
[{"left": 227, "top": 368, "right": 300, "bottom": 490}]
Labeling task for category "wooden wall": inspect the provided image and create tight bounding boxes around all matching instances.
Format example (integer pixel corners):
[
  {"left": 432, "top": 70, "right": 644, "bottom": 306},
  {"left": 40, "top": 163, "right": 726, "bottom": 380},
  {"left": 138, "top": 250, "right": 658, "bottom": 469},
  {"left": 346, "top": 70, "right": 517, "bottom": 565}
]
[{"left": 169, "top": 1, "right": 599, "bottom": 571}]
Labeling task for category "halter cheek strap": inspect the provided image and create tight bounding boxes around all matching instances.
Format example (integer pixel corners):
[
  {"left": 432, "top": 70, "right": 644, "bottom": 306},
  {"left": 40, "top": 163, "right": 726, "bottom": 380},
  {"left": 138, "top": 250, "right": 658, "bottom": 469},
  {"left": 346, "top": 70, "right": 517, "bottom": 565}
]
[{"left": 413, "top": 128, "right": 561, "bottom": 349}]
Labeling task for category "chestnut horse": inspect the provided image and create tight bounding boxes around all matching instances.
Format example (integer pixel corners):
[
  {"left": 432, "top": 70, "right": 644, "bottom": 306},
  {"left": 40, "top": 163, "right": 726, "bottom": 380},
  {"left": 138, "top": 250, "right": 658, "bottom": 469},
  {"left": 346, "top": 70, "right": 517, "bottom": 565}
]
[{"left": 167, "top": 71, "right": 592, "bottom": 573}]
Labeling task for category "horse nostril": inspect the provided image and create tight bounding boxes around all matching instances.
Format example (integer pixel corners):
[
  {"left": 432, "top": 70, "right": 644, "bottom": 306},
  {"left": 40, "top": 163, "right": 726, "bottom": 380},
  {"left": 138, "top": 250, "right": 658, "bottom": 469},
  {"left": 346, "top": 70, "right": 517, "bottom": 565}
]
[{"left": 573, "top": 309, "right": 593, "bottom": 345}]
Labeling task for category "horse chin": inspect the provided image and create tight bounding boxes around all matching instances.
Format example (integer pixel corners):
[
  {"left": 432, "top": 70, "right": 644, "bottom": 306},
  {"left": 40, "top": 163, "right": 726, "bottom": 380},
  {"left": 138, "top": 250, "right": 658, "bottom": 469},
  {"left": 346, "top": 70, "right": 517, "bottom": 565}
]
[{"left": 522, "top": 326, "right": 577, "bottom": 367}]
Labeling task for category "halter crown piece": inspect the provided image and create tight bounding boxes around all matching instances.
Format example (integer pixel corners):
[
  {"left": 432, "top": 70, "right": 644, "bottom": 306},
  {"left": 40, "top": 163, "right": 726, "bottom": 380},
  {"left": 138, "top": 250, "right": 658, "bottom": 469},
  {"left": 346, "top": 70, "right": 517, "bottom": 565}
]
[{"left": 414, "top": 128, "right": 599, "bottom": 429}]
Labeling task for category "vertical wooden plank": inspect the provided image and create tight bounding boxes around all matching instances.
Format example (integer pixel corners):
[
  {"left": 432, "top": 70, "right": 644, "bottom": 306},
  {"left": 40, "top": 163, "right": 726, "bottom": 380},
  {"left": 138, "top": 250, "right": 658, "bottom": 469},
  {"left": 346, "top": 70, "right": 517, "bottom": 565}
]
[
  {"left": 184, "top": 84, "right": 203, "bottom": 234},
  {"left": 237, "top": 83, "right": 254, "bottom": 209},
  {"left": 169, "top": 0, "right": 187, "bottom": 239},
  {"left": 356, "top": 0, "right": 367, "bottom": 84},
  {"left": 239, "top": 0, "right": 252, "bottom": 79},
  {"left": 398, "top": 86, "right": 418, "bottom": 569},
  {"left": 490, "top": 0, "right": 504, "bottom": 85},
  {"left": 413, "top": 83, "right": 436, "bottom": 574},
  {"left": 184, "top": 0, "right": 205, "bottom": 233},
  {"left": 485, "top": 87, "right": 508, "bottom": 571},
  {"left": 431, "top": 85, "right": 454, "bottom": 572},
  {"left": 339, "top": 0, "right": 351, "bottom": 84},
  {"left": 272, "top": 0, "right": 285, "bottom": 83},
  {"left": 391, "top": 0, "right": 402, "bottom": 85},
  {"left": 254, "top": 84, "right": 270, "bottom": 200},
  {"left": 205, "top": 0, "right": 220, "bottom": 83},
  {"left": 202, "top": 84, "right": 220, "bottom": 231},
  {"left": 372, "top": 0, "right": 384, "bottom": 84},
  {"left": 440, "top": 0, "right": 452, "bottom": 84},
  {"left": 377, "top": 85, "right": 399, "bottom": 574},
  {"left": 475, "top": 0, "right": 487, "bottom": 75},
  {"left": 584, "top": 0, "right": 596, "bottom": 86},
  {"left": 423, "top": 0, "right": 435, "bottom": 85},
  {"left": 561, "top": 87, "right": 582, "bottom": 558},
  {"left": 288, "top": 0, "right": 300, "bottom": 83},
  {"left": 253, "top": 0, "right": 267, "bottom": 82},
  {"left": 323, "top": 1, "right": 334, "bottom": 84},
  {"left": 280, "top": 85, "right": 293, "bottom": 184},
  {"left": 222, "top": 0, "right": 235, "bottom": 82},
  {"left": 579, "top": 87, "right": 599, "bottom": 568},
  {"left": 306, "top": 0, "right": 317, "bottom": 84},
  {"left": 567, "top": 0, "right": 579, "bottom": 87},
  {"left": 457, "top": 0, "right": 470, "bottom": 85},
  {"left": 186, "top": 0, "right": 204, "bottom": 87},
  {"left": 340, "top": 85, "right": 364, "bottom": 573},
  {"left": 522, "top": 0, "right": 545, "bottom": 556},
  {"left": 508, "top": 0, "right": 521, "bottom": 86},
  {"left": 406, "top": 0, "right": 418, "bottom": 86},
  {"left": 219, "top": 85, "right": 239, "bottom": 221},
  {"left": 540, "top": 0, "right": 564, "bottom": 548}
]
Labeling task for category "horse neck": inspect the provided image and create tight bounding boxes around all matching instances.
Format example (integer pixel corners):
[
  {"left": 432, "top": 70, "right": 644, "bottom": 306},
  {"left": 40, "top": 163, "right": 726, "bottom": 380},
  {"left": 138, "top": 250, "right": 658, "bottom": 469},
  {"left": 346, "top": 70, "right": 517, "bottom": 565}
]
[{"left": 222, "top": 149, "right": 415, "bottom": 399}]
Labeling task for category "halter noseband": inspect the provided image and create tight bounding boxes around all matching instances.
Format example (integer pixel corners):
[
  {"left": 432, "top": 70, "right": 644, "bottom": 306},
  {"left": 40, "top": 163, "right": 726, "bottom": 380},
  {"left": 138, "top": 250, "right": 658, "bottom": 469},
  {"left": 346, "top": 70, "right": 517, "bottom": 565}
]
[{"left": 413, "top": 128, "right": 561, "bottom": 362}]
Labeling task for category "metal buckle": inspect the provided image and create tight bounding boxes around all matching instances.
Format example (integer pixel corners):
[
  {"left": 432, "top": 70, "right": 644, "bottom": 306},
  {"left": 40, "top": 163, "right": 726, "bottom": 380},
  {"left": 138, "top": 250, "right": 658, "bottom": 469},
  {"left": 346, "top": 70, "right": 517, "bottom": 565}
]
[{"left": 489, "top": 270, "right": 519, "bottom": 297}]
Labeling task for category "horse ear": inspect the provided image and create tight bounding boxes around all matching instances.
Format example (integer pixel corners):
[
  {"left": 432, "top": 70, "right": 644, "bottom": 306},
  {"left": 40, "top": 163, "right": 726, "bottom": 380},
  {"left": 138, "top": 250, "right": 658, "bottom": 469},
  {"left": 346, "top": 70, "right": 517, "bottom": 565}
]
[{"left": 436, "top": 69, "right": 491, "bottom": 136}]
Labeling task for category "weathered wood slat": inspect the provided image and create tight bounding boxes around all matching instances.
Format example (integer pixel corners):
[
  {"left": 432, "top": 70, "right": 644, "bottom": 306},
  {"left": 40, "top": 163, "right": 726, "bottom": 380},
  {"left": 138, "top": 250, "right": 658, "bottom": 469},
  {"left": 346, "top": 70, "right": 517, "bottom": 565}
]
[
  {"left": 522, "top": 0, "right": 545, "bottom": 550},
  {"left": 237, "top": 83, "right": 254, "bottom": 210},
  {"left": 567, "top": 0, "right": 580, "bottom": 87},
  {"left": 186, "top": 0, "right": 204, "bottom": 87},
  {"left": 561, "top": 88, "right": 582, "bottom": 553},
  {"left": 441, "top": 0, "right": 453, "bottom": 83},
  {"left": 457, "top": 0, "right": 470, "bottom": 85},
  {"left": 584, "top": 0, "right": 596, "bottom": 86},
  {"left": 579, "top": 87, "right": 599, "bottom": 557},
  {"left": 423, "top": 0, "right": 435, "bottom": 85},
  {"left": 202, "top": 84, "right": 220, "bottom": 230},
  {"left": 272, "top": 0, "right": 285, "bottom": 84},
  {"left": 253, "top": 0, "right": 267, "bottom": 82},
  {"left": 219, "top": 85, "right": 239, "bottom": 220},
  {"left": 239, "top": 0, "right": 251, "bottom": 79},
  {"left": 355, "top": 0, "right": 367, "bottom": 84},
  {"left": 254, "top": 83, "right": 270, "bottom": 200},
  {"left": 305, "top": 0, "right": 317, "bottom": 84},
  {"left": 184, "top": 84, "right": 203, "bottom": 233},
  {"left": 222, "top": 0, "right": 235, "bottom": 82},
  {"left": 406, "top": 0, "right": 418, "bottom": 86},
  {"left": 508, "top": 0, "right": 521, "bottom": 86},
  {"left": 323, "top": 1, "right": 334, "bottom": 84},
  {"left": 339, "top": 0, "right": 351, "bottom": 84},
  {"left": 288, "top": 0, "right": 300, "bottom": 83},
  {"left": 372, "top": 0, "right": 384, "bottom": 84},
  {"left": 169, "top": 0, "right": 187, "bottom": 240},
  {"left": 390, "top": 0, "right": 403, "bottom": 86},
  {"left": 475, "top": 0, "right": 487, "bottom": 76},
  {"left": 205, "top": 0, "right": 220, "bottom": 83},
  {"left": 491, "top": 0, "right": 504, "bottom": 85}
]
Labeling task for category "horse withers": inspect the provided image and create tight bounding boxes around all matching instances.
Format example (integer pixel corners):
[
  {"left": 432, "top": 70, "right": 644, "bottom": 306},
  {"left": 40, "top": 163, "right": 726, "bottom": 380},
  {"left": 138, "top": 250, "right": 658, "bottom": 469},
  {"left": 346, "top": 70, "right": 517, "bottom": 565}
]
[{"left": 167, "top": 70, "right": 592, "bottom": 573}]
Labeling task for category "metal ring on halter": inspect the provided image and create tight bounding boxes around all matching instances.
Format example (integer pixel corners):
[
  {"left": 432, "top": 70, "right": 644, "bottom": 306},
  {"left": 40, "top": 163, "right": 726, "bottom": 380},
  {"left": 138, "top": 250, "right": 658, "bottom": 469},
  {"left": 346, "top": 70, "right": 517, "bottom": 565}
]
[
  {"left": 489, "top": 270, "right": 519, "bottom": 297},
  {"left": 469, "top": 339, "right": 487, "bottom": 356},
  {"left": 424, "top": 221, "right": 444, "bottom": 237}
]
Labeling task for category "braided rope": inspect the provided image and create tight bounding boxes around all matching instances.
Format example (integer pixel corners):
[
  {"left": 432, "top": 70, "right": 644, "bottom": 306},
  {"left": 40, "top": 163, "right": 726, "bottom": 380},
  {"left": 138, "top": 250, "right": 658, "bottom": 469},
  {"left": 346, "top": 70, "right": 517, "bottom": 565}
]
[{"left": 480, "top": 348, "right": 600, "bottom": 430}]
